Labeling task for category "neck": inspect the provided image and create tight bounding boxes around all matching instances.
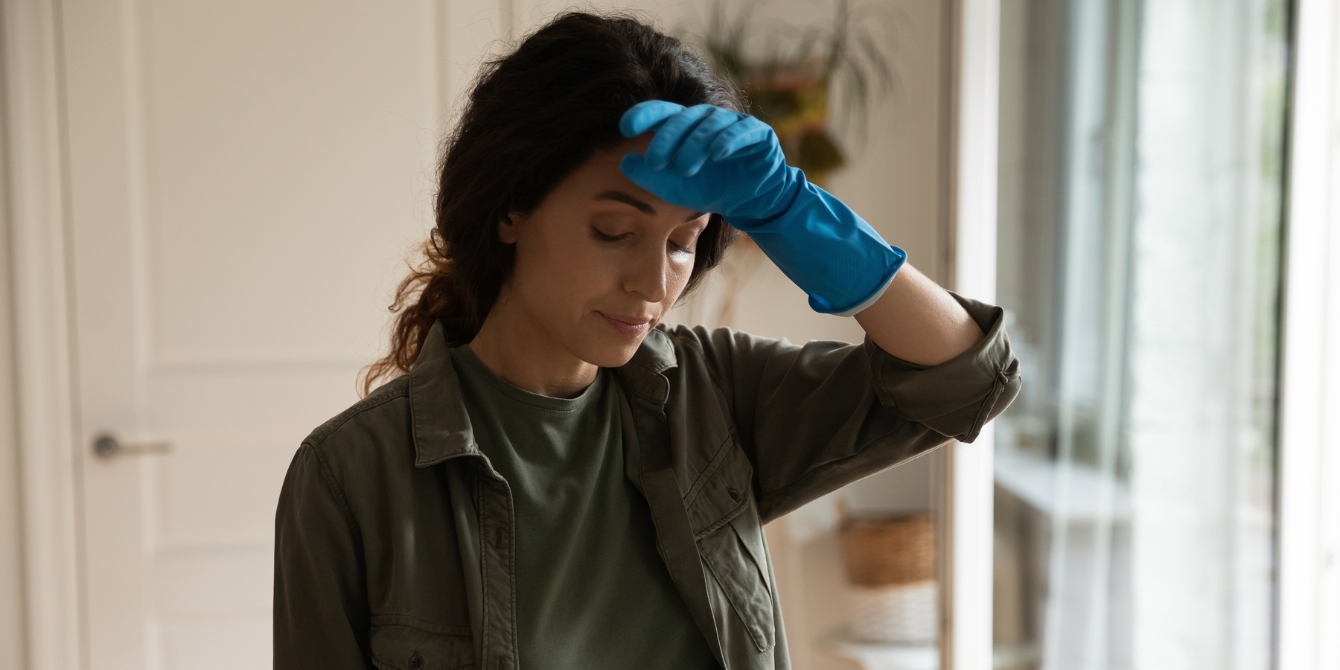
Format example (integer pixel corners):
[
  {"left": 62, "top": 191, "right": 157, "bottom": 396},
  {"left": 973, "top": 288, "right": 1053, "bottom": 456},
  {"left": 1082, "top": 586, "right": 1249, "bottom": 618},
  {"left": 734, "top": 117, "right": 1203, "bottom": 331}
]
[{"left": 467, "top": 288, "right": 599, "bottom": 399}]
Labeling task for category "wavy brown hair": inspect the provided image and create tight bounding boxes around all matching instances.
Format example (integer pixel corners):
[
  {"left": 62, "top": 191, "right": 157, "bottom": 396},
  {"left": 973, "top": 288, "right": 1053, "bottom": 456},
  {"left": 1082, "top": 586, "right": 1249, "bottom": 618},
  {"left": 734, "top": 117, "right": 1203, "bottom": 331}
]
[{"left": 359, "top": 10, "right": 745, "bottom": 397}]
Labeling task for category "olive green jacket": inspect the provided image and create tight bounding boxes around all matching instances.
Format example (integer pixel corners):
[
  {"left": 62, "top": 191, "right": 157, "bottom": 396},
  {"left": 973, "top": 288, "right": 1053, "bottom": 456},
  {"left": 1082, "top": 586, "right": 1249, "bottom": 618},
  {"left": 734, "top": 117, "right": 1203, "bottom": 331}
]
[{"left": 273, "top": 292, "right": 1020, "bottom": 670}]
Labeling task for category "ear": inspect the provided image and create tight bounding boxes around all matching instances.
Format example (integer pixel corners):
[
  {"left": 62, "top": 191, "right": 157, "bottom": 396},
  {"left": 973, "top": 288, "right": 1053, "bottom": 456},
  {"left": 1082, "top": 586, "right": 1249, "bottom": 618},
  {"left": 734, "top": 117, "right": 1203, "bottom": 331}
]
[{"left": 497, "top": 212, "right": 520, "bottom": 244}]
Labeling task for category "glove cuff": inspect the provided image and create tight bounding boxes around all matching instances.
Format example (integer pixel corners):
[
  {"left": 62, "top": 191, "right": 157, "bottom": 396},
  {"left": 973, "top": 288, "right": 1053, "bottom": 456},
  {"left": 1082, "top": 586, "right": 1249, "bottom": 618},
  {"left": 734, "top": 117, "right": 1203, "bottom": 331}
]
[
  {"left": 733, "top": 169, "right": 909, "bottom": 315},
  {"left": 807, "top": 245, "right": 907, "bottom": 316}
]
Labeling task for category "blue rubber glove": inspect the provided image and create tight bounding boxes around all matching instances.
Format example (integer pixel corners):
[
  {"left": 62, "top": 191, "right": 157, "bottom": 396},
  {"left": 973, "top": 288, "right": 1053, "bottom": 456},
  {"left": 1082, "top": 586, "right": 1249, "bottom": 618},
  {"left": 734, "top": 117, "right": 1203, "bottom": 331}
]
[{"left": 618, "top": 100, "right": 907, "bottom": 316}]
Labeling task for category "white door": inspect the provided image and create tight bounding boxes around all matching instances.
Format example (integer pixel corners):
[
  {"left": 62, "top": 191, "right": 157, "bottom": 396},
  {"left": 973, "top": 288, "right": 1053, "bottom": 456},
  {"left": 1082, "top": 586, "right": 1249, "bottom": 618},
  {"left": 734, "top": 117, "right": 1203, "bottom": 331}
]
[{"left": 58, "top": 1, "right": 504, "bottom": 666}]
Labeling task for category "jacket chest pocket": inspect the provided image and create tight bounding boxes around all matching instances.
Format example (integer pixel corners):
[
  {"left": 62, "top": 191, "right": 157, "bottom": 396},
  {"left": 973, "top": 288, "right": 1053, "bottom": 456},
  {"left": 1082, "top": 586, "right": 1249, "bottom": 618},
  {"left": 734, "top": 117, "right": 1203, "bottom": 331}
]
[
  {"left": 688, "top": 441, "right": 777, "bottom": 653},
  {"left": 370, "top": 620, "right": 475, "bottom": 670}
]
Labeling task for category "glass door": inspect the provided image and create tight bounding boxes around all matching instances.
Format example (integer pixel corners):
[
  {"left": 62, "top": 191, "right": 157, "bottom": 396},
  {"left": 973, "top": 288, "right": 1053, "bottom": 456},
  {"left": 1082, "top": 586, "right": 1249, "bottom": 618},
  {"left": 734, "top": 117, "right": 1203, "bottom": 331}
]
[{"left": 992, "top": 0, "right": 1291, "bottom": 668}]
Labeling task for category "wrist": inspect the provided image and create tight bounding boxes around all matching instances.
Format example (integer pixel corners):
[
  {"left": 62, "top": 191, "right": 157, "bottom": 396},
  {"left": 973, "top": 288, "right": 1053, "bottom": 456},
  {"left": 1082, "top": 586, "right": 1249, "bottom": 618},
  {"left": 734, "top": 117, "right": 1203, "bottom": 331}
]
[{"left": 731, "top": 173, "right": 908, "bottom": 315}]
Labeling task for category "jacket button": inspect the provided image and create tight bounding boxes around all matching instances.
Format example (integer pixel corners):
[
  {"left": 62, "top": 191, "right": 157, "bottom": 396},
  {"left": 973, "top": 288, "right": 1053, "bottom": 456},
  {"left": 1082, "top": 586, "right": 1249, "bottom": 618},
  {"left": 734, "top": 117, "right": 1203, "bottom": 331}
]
[
  {"left": 728, "top": 487, "right": 740, "bottom": 501},
  {"left": 408, "top": 652, "right": 424, "bottom": 669}
]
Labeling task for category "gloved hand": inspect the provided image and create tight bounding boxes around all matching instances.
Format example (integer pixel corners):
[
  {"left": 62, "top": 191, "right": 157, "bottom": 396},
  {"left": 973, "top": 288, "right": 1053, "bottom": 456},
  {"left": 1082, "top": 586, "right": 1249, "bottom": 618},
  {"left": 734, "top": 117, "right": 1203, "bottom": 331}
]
[{"left": 618, "top": 100, "right": 907, "bottom": 316}]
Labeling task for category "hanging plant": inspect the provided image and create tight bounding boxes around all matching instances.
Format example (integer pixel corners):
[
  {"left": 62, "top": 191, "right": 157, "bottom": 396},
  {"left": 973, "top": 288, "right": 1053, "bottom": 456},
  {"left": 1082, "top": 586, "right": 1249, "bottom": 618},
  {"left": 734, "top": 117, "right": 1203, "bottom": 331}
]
[{"left": 684, "top": 0, "right": 897, "bottom": 188}]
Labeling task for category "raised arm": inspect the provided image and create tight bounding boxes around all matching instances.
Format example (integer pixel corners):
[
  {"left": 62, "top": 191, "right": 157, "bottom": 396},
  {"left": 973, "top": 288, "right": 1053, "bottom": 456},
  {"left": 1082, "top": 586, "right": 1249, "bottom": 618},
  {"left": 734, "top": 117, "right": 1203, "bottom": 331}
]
[
  {"left": 617, "top": 99, "right": 983, "bottom": 366},
  {"left": 853, "top": 263, "right": 985, "bottom": 366},
  {"left": 676, "top": 292, "right": 1018, "bottom": 522}
]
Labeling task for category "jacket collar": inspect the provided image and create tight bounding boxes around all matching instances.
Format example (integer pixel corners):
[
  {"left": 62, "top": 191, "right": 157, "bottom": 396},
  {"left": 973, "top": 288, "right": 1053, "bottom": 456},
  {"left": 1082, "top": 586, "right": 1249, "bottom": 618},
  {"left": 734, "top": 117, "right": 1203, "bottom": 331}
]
[{"left": 408, "top": 317, "right": 679, "bottom": 468}]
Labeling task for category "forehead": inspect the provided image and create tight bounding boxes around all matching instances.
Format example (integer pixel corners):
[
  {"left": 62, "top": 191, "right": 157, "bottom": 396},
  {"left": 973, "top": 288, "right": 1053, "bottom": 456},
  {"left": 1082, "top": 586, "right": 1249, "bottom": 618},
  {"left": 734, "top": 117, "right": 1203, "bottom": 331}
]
[
  {"left": 557, "top": 136, "right": 701, "bottom": 222},
  {"left": 576, "top": 135, "right": 652, "bottom": 179}
]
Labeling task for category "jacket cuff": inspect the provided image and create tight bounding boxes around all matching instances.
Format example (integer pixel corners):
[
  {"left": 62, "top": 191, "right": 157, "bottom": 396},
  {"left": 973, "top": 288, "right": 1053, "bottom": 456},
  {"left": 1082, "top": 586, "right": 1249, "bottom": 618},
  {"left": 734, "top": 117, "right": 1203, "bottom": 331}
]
[{"left": 862, "top": 291, "right": 1021, "bottom": 443}]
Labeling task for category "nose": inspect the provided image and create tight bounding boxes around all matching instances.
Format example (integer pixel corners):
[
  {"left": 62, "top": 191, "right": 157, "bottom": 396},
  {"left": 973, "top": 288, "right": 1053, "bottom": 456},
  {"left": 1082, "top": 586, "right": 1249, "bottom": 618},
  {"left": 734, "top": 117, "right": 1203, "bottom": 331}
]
[{"left": 624, "top": 241, "right": 669, "bottom": 304}]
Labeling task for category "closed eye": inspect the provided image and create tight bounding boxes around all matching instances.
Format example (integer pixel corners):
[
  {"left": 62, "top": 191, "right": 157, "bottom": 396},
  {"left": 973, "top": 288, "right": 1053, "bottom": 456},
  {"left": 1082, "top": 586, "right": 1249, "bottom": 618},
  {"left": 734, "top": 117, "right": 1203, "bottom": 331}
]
[
  {"left": 591, "top": 227, "right": 632, "bottom": 242},
  {"left": 593, "top": 226, "right": 694, "bottom": 256}
]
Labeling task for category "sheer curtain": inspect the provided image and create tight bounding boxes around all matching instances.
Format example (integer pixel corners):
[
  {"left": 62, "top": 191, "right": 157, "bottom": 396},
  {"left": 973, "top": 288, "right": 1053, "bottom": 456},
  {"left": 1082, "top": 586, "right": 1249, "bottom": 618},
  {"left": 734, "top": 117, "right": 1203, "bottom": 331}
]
[{"left": 992, "top": 1, "right": 1289, "bottom": 669}]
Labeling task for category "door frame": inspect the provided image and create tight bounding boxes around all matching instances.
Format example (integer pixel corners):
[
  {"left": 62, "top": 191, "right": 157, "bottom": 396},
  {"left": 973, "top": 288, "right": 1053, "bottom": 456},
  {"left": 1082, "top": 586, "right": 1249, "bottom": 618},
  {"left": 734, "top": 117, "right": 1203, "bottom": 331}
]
[
  {"left": 4, "top": 0, "right": 87, "bottom": 667},
  {"left": 935, "top": 0, "right": 1000, "bottom": 668}
]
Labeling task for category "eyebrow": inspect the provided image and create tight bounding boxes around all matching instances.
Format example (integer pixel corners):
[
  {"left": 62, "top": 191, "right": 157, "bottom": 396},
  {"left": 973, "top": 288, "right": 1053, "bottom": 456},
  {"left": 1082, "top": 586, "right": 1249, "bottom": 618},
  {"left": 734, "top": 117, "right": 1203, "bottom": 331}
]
[{"left": 594, "top": 190, "right": 706, "bottom": 223}]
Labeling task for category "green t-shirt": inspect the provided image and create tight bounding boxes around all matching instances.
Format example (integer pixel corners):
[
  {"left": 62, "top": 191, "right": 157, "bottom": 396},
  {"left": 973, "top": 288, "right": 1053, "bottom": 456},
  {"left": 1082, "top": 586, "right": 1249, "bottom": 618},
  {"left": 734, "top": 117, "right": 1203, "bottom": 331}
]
[{"left": 449, "top": 343, "right": 718, "bottom": 669}]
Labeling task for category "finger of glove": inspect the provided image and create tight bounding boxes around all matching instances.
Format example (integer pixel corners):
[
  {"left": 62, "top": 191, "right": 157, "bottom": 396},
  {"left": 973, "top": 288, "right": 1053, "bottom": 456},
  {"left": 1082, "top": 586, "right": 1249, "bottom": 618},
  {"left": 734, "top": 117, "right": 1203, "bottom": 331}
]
[
  {"left": 673, "top": 107, "right": 745, "bottom": 176},
  {"left": 620, "top": 100, "right": 687, "bottom": 138},
  {"left": 643, "top": 104, "right": 717, "bottom": 170},
  {"left": 706, "top": 117, "right": 776, "bottom": 160}
]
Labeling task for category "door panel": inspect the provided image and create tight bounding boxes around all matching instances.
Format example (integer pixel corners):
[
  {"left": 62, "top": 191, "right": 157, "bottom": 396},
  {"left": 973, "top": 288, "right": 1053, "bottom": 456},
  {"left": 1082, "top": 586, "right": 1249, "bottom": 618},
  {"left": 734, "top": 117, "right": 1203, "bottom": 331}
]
[{"left": 59, "top": 1, "right": 479, "bottom": 666}]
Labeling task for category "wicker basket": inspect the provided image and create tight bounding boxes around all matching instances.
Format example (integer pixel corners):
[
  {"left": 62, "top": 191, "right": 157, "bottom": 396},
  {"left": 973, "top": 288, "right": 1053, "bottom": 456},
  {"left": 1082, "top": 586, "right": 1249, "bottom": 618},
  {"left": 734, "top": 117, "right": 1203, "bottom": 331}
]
[
  {"left": 847, "top": 580, "right": 938, "bottom": 644},
  {"left": 838, "top": 511, "right": 938, "bottom": 644},
  {"left": 839, "top": 512, "right": 934, "bottom": 587}
]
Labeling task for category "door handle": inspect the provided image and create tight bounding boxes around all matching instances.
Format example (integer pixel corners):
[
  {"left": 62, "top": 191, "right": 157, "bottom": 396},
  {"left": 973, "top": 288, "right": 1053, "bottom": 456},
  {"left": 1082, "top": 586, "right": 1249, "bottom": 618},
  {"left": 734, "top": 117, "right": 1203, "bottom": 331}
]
[{"left": 92, "top": 433, "right": 172, "bottom": 458}]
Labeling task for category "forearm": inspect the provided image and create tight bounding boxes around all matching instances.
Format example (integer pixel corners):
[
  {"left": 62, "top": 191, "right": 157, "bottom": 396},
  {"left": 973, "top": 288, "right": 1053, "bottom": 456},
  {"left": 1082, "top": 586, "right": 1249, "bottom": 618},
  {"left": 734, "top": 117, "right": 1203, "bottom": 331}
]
[{"left": 853, "top": 263, "right": 984, "bottom": 367}]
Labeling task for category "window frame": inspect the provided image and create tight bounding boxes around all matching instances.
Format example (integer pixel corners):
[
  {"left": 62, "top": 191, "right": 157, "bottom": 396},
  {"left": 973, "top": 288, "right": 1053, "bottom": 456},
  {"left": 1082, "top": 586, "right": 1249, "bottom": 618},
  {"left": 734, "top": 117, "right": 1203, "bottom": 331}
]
[{"left": 1276, "top": 0, "right": 1340, "bottom": 667}]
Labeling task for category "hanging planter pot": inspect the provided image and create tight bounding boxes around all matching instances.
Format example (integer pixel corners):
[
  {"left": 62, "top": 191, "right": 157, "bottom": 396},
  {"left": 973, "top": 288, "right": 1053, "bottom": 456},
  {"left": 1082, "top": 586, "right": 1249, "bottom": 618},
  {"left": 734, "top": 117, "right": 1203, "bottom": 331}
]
[{"left": 743, "top": 58, "right": 847, "bottom": 189}]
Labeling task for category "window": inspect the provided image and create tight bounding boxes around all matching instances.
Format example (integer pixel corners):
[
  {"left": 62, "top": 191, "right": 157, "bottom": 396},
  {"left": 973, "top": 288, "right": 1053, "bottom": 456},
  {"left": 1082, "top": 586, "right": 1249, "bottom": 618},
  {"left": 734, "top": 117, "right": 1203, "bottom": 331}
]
[{"left": 992, "top": 1, "right": 1290, "bottom": 668}]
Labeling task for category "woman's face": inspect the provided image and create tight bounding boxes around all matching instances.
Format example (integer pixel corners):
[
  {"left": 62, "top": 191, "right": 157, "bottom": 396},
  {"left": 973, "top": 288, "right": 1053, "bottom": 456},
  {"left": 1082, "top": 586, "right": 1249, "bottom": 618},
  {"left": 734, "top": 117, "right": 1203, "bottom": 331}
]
[{"left": 497, "top": 134, "right": 712, "bottom": 368}]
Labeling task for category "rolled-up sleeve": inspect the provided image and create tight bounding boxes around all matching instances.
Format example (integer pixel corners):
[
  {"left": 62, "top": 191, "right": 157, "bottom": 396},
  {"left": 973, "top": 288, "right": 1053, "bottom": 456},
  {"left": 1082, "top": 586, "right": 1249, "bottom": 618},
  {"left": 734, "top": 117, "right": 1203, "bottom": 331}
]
[
  {"left": 866, "top": 292, "right": 1021, "bottom": 443},
  {"left": 686, "top": 291, "right": 1020, "bottom": 522}
]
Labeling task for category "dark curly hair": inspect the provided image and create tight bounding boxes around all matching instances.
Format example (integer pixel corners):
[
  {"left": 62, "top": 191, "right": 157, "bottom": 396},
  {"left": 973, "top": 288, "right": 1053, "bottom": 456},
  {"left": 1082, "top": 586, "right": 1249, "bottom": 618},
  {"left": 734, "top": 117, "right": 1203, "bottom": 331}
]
[{"left": 359, "top": 9, "right": 746, "bottom": 397}]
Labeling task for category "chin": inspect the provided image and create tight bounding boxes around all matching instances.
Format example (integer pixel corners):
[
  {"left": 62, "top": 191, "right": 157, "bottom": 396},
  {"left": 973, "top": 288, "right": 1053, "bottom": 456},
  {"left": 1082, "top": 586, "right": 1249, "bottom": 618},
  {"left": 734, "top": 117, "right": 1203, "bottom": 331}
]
[
  {"left": 584, "top": 338, "right": 643, "bottom": 368},
  {"left": 571, "top": 324, "right": 646, "bottom": 368},
  {"left": 577, "top": 312, "right": 654, "bottom": 367}
]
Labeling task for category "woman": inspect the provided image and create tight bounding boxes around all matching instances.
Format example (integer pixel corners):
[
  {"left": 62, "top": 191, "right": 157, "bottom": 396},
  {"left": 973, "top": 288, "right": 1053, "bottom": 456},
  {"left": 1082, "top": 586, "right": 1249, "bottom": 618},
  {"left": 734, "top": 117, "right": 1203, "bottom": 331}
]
[{"left": 274, "top": 10, "right": 1019, "bottom": 670}]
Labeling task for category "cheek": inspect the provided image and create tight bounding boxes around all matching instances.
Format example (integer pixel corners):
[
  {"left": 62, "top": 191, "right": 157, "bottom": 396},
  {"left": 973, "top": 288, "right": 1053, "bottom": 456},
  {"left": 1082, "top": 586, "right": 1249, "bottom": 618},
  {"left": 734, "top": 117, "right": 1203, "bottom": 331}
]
[
  {"left": 666, "top": 259, "right": 695, "bottom": 300},
  {"left": 513, "top": 227, "right": 615, "bottom": 307}
]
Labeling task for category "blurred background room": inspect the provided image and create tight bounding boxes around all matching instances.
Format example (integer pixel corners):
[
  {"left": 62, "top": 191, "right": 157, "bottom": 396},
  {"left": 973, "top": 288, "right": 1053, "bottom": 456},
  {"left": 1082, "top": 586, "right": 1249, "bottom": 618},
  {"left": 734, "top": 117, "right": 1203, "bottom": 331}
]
[{"left": 1, "top": 0, "right": 1337, "bottom": 669}]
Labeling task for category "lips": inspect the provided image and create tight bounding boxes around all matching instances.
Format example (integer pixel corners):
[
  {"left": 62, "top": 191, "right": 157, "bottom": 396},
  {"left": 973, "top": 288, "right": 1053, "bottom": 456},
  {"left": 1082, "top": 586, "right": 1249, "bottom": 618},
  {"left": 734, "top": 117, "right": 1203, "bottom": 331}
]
[
  {"left": 598, "top": 311, "right": 653, "bottom": 337},
  {"left": 603, "top": 313, "right": 652, "bottom": 325}
]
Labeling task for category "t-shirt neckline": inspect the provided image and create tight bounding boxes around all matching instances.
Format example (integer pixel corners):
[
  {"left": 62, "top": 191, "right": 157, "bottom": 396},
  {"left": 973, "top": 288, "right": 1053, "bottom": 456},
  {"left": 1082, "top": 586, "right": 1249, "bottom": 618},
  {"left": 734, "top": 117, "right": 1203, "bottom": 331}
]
[{"left": 450, "top": 342, "right": 605, "bottom": 413}]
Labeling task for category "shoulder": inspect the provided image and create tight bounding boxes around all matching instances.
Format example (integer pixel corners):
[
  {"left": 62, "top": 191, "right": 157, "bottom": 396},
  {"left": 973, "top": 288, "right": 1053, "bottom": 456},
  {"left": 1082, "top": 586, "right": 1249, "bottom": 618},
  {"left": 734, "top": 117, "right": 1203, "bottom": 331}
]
[
  {"left": 652, "top": 322, "right": 792, "bottom": 367},
  {"left": 651, "top": 321, "right": 863, "bottom": 379},
  {"left": 297, "top": 374, "right": 414, "bottom": 470},
  {"left": 647, "top": 323, "right": 832, "bottom": 405},
  {"left": 278, "top": 375, "right": 429, "bottom": 549}
]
